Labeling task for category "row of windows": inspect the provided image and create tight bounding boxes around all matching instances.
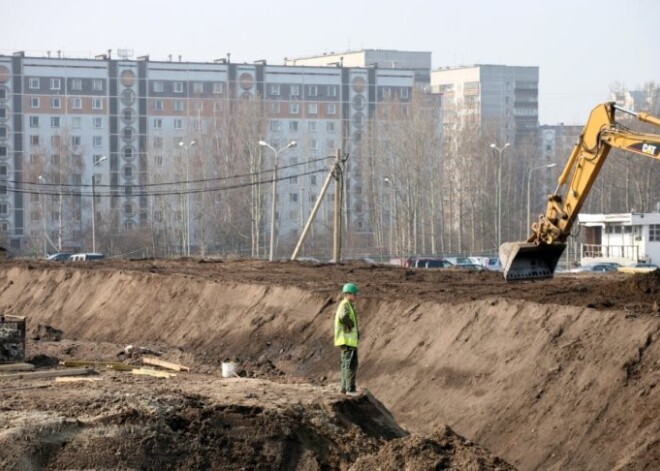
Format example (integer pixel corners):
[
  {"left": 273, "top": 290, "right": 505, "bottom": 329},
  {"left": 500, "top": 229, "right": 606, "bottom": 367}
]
[
  {"left": 29, "top": 115, "right": 104, "bottom": 129},
  {"left": 270, "top": 120, "right": 337, "bottom": 133},
  {"left": 152, "top": 80, "right": 223, "bottom": 94},
  {"left": 28, "top": 77, "right": 105, "bottom": 91},
  {"left": 28, "top": 135, "right": 105, "bottom": 147},
  {"left": 28, "top": 96, "right": 104, "bottom": 110}
]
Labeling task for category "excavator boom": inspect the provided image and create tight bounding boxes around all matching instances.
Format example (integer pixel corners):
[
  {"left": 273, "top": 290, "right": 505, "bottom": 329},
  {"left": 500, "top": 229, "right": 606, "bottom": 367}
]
[{"left": 501, "top": 102, "right": 660, "bottom": 281}]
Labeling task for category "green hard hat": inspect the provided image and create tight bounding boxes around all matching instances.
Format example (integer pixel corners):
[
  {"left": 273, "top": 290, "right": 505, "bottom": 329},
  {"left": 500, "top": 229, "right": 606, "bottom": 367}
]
[{"left": 342, "top": 283, "right": 359, "bottom": 294}]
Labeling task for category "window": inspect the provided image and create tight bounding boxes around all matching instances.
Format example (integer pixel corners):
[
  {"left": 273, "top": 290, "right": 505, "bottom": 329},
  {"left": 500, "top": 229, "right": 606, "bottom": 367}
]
[
  {"left": 154, "top": 118, "right": 163, "bottom": 129},
  {"left": 401, "top": 87, "right": 410, "bottom": 99},
  {"left": 307, "top": 103, "right": 318, "bottom": 114},
  {"left": 123, "top": 128, "right": 133, "bottom": 141},
  {"left": 327, "top": 103, "right": 337, "bottom": 115},
  {"left": 50, "top": 78, "right": 61, "bottom": 90},
  {"left": 174, "top": 100, "right": 184, "bottom": 112},
  {"left": 72, "top": 117, "right": 81, "bottom": 128},
  {"left": 152, "top": 81, "right": 164, "bottom": 92},
  {"left": 93, "top": 117, "right": 103, "bottom": 128},
  {"left": 93, "top": 154, "right": 105, "bottom": 165},
  {"left": 327, "top": 139, "right": 335, "bottom": 150},
  {"left": 124, "top": 185, "right": 133, "bottom": 196},
  {"left": 174, "top": 119, "right": 183, "bottom": 129},
  {"left": 195, "top": 101, "right": 203, "bottom": 112},
  {"left": 310, "top": 139, "right": 318, "bottom": 150},
  {"left": 93, "top": 136, "right": 102, "bottom": 147},
  {"left": 0, "top": 165, "right": 6, "bottom": 177},
  {"left": 0, "top": 147, "right": 7, "bottom": 158},
  {"left": 123, "top": 202, "right": 133, "bottom": 215},
  {"left": 174, "top": 82, "right": 184, "bottom": 93},
  {"left": 71, "top": 136, "right": 81, "bottom": 147},
  {"left": 289, "top": 193, "right": 298, "bottom": 203},
  {"left": 290, "top": 103, "right": 300, "bottom": 114},
  {"left": 307, "top": 85, "right": 318, "bottom": 96},
  {"left": 310, "top": 175, "right": 317, "bottom": 186},
  {"left": 123, "top": 109, "right": 134, "bottom": 122},
  {"left": 71, "top": 78, "right": 82, "bottom": 91},
  {"left": 327, "top": 121, "right": 336, "bottom": 132},
  {"left": 154, "top": 100, "right": 164, "bottom": 111},
  {"left": 0, "top": 185, "right": 6, "bottom": 196},
  {"left": 383, "top": 87, "right": 392, "bottom": 98},
  {"left": 308, "top": 121, "right": 317, "bottom": 132},
  {"left": 29, "top": 78, "right": 40, "bottom": 89},
  {"left": 193, "top": 82, "right": 203, "bottom": 94},
  {"left": 92, "top": 79, "right": 103, "bottom": 91},
  {"left": 270, "top": 102, "right": 281, "bottom": 113},
  {"left": 51, "top": 154, "right": 60, "bottom": 165},
  {"left": 270, "top": 121, "right": 281, "bottom": 132},
  {"left": 0, "top": 88, "right": 5, "bottom": 100},
  {"left": 92, "top": 98, "right": 103, "bottom": 110},
  {"left": 51, "top": 98, "right": 61, "bottom": 109},
  {"left": 71, "top": 97, "right": 82, "bottom": 109},
  {"left": 0, "top": 203, "right": 7, "bottom": 216},
  {"left": 0, "top": 127, "right": 6, "bottom": 139},
  {"left": 51, "top": 117, "right": 60, "bottom": 128},
  {"left": 155, "top": 155, "right": 163, "bottom": 166},
  {"left": 31, "top": 210, "right": 40, "bottom": 222},
  {"left": 153, "top": 136, "right": 163, "bottom": 148},
  {"left": 270, "top": 84, "right": 280, "bottom": 96},
  {"left": 650, "top": 224, "right": 660, "bottom": 242},
  {"left": 30, "top": 97, "right": 39, "bottom": 108},
  {"left": 30, "top": 135, "right": 39, "bottom": 145},
  {"left": 0, "top": 107, "right": 5, "bottom": 119},
  {"left": 212, "top": 82, "right": 224, "bottom": 94},
  {"left": 123, "top": 166, "right": 133, "bottom": 178},
  {"left": 29, "top": 116, "right": 39, "bottom": 128},
  {"left": 51, "top": 135, "right": 60, "bottom": 147},
  {"left": 123, "top": 147, "right": 133, "bottom": 159},
  {"left": 289, "top": 121, "right": 298, "bottom": 132},
  {"left": 291, "top": 85, "right": 300, "bottom": 96}
]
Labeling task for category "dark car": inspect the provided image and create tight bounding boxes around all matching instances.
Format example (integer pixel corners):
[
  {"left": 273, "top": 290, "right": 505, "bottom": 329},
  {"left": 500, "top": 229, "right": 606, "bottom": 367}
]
[{"left": 413, "top": 258, "right": 453, "bottom": 269}]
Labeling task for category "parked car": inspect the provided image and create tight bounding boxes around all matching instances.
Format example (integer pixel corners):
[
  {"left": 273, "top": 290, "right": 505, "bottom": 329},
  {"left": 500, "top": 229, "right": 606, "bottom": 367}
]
[
  {"left": 571, "top": 263, "right": 619, "bottom": 273},
  {"left": 445, "top": 256, "right": 484, "bottom": 271},
  {"left": 413, "top": 258, "right": 454, "bottom": 269},
  {"left": 69, "top": 252, "right": 105, "bottom": 261},
  {"left": 46, "top": 252, "right": 72, "bottom": 261},
  {"left": 618, "top": 262, "right": 659, "bottom": 273}
]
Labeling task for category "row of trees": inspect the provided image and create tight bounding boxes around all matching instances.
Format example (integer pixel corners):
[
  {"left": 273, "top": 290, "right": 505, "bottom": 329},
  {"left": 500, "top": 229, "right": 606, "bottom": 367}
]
[{"left": 12, "top": 83, "right": 660, "bottom": 260}]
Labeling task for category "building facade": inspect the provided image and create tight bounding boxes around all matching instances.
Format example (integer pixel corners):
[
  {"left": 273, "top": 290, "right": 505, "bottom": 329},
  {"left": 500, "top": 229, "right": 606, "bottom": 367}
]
[{"left": 0, "top": 52, "right": 414, "bottom": 255}]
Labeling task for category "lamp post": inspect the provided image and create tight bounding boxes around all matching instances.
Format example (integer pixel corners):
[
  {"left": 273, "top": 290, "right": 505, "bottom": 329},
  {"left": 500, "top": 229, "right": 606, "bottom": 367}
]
[
  {"left": 179, "top": 140, "right": 196, "bottom": 257},
  {"left": 38, "top": 175, "right": 47, "bottom": 256},
  {"left": 490, "top": 142, "right": 510, "bottom": 248},
  {"left": 91, "top": 155, "right": 107, "bottom": 253},
  {"left": 259, "top": 140, "right": 297, "bottom": 261},
  {"left": 526, "top": 162, "right": 557, "bottom": 233},
  {"left": 384, "top": 177, "right": 394, "bottom": 256}
]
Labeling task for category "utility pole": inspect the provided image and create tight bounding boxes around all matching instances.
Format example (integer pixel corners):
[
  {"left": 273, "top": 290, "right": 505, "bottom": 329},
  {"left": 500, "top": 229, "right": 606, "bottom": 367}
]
[{"left": 332, "top": 148, "right": 344, "bottom": 264}]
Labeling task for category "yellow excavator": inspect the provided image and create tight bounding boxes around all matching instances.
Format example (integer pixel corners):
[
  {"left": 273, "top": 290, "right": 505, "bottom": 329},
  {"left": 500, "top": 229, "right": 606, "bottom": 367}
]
[{"left": 500, "top": 101, "right": 660, "bottom": 281}]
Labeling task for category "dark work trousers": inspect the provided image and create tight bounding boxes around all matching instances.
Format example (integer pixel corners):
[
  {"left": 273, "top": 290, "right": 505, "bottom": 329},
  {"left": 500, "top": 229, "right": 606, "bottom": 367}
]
[{"left": 340, "top": 345, "right": 358, "bottom": 392}]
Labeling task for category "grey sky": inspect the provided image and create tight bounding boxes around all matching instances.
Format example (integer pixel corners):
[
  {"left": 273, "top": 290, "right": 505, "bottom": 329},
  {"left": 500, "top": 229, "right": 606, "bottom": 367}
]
[{"left": 3, "top": 0, "right": 658, "bottom": 125}]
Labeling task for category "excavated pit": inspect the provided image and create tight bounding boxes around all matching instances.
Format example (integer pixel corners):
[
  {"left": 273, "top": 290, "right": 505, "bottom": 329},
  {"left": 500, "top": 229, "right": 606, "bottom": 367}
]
[{"left": 0, "top": 258, "right": 658, "bottom": 470}]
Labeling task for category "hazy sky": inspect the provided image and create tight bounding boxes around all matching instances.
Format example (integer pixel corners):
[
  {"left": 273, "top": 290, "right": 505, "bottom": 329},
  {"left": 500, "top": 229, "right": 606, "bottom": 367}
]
[{"left": 3, "top": 0, "right": 658, "bottom": 124}]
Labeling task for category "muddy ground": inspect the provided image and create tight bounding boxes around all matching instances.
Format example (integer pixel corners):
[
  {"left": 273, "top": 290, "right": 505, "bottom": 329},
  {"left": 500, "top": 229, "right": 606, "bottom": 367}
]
[{"left": 0, "top": 258, "right": 658, "bottom": 470}]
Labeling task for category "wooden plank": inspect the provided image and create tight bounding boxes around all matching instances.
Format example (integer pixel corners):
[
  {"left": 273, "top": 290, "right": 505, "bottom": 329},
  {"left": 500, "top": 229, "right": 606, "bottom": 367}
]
[
  {"left": 131, "top": 368, "right": 176, "bottom": 379},
  {"left": 60, "top": 360, "right": 133, "bottom": 371},
  {"left": 55, "top": 376, "right": 104, "bottom": 383},
  {"left": 0, "top": 367, "right": 93, "bottom": 381},
  {"left": 0, "top": 363, "right": 35, "bottom": 372},
  {"left": 142, "top": 356, "right": 190, "bottom": 372}
]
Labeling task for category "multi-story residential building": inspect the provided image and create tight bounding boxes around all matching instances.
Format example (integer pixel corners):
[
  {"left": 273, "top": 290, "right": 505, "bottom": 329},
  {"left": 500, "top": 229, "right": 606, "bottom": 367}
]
[
  {"left": 430, "top": 64, "right": 539, "bottom": 142},
  {"left": 0, "top": 52, "right": 414, "bottom": 256},
  {"left": 285, "top": 49, "right": 432, "bottom": 87}
]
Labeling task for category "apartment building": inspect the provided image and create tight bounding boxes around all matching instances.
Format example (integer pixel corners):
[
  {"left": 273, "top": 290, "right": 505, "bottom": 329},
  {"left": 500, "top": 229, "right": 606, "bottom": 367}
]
[
  {"left": 0, "top": 52, "right": 414, "bottom": 255},
  {"left": 431, "top": 64, "right": 539, "bottom": 142}
]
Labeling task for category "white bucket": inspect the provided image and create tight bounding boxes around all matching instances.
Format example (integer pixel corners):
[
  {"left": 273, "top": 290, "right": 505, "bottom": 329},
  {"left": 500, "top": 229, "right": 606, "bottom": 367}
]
[{"left": 221, "top": 361, "right": 236, "bottom": 378}]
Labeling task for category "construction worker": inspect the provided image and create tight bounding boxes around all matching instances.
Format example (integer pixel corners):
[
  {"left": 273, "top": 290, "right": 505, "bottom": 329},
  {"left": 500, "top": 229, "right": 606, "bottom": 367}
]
[{"left": 334, "top": 282, "right": 359, "bottom": 394}]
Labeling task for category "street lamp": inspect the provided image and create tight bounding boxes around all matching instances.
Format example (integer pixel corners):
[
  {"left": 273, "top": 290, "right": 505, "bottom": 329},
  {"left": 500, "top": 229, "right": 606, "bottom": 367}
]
[
  {"left": 526, "top": 162, "right": 557, "bottom": 233},
  {"left": 490, "top": 142, "right": 510, "bottom": 249},
  {"left": 384, "top": 177, "right": 394, "bottom": 256},
  {"left": 91, "top": 155, "right": 107, "bottom": 253},
  {"left": 179, "top": 140, "right": 196, "bottom": 256},
  {"left": 38, "top": 175, "right": 47, "bottom": 256},
  {"left": 259, "top": 139, "right": 297, "bottom": 261}
]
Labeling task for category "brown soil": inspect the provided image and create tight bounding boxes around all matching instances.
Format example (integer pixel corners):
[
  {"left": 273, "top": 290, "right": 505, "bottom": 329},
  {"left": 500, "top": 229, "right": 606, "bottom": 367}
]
[{"left": 0, "top": 258, "right": 659, "bottom": 470}]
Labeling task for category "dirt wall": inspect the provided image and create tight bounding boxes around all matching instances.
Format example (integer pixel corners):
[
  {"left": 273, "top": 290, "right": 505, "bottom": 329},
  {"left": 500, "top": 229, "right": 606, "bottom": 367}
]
[{"left": 1, "top": 263, "right": 658, "bottom": 470}]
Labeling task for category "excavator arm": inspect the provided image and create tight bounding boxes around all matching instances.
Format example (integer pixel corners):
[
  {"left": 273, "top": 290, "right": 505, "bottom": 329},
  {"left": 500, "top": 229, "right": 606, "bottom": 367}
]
[{"left": 500, "top": 102, "right": 660, "bottom": 281}]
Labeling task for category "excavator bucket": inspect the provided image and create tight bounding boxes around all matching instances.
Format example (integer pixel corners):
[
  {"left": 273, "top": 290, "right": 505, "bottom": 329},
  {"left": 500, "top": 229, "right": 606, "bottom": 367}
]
[{"left": 499, "top": 241, "right": 566, "bottom": 281}]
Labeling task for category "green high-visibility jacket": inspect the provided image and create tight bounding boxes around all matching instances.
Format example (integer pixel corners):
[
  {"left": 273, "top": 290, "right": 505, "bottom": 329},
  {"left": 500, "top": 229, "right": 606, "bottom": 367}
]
[{"left": 334, "top": 298, "right": 358, "bottom": 347}]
